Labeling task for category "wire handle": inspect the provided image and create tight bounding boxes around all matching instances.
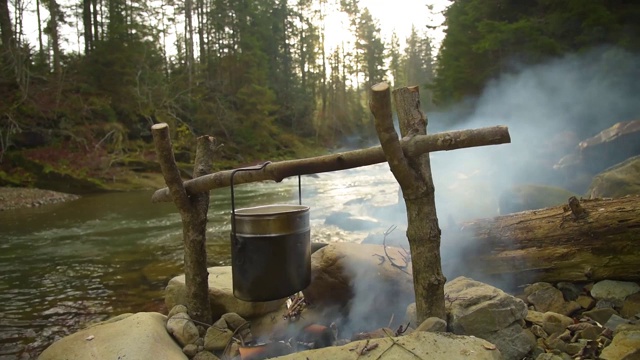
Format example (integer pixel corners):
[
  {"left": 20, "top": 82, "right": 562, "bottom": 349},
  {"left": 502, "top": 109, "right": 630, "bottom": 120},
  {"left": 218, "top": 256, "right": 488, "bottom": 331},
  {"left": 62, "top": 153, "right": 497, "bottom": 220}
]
[{"left": 230, "top": 161, "right": 302, "bottom": 232}]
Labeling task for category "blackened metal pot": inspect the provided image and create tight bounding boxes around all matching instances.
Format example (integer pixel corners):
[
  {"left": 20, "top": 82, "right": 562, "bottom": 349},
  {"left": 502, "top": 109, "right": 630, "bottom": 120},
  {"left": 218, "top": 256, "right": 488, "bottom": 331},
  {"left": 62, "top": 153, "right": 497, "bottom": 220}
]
[{"left": 231, "top": 204, "right": 311, "bottom": 302}]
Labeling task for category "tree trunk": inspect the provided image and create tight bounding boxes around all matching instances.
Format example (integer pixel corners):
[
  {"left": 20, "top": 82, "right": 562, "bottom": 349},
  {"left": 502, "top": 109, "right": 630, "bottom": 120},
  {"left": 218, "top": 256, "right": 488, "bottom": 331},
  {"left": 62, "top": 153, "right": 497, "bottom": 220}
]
[
  {"left": 446, "top": 195, "right": 640, "bottom": 286},
  {"left": 151, "top": 125, "right": 511, "bottom": 202},
  {"left": 370, "top": 82, "right": 446, "bottom": 324},
  {"left": 47, "top": 0, "right": 61, "bottom": 78},
  {"left": 152, "top": 123, "right": 214, "bottom": 325},
  {"left": 82, "top": 0, "right": 92, "bottom": 53},
  {"left": 0, "top": 0, "right": 15, "bottom": 63}
]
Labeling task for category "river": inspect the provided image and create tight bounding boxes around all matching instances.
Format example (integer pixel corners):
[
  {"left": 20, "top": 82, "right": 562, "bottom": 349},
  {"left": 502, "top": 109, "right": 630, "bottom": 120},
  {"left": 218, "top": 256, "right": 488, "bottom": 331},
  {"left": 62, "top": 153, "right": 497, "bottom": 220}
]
[{"left": 0, "top": 164, "right": 403, "bottom": 359}]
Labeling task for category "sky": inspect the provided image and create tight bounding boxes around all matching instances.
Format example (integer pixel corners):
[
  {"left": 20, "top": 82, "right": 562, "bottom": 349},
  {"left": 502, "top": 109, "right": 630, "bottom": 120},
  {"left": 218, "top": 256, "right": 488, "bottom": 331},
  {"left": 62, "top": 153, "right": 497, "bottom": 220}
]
[
  {"left": 19, "top": 0, "right": 451, "bottom": 59},
  {"left": 323, "top": 0, "right": 451, "bottom": 55}
]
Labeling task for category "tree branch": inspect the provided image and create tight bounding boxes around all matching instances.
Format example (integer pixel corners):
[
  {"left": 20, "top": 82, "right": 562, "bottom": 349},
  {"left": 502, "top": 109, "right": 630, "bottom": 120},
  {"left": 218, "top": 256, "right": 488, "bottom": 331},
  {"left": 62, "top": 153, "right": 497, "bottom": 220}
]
[{"left": 151, "top": 125, "right": 511, "bottom": 202}]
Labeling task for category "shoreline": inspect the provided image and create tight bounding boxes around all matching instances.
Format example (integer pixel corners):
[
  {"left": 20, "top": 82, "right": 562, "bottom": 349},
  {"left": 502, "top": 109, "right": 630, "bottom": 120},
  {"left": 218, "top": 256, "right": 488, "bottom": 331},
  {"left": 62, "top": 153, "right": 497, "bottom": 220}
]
[{"left": 0, "top": 187, "right": 81, "bottom": 211}]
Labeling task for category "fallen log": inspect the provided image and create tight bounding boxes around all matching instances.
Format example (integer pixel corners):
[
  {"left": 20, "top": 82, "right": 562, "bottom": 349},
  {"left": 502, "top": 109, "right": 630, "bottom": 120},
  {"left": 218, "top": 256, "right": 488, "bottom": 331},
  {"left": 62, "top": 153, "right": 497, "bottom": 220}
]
[
  {"left": 446, "top": 195, "right": 640, "bottom": 286},
  {"left": 151, "top": 126, "right": 510, "bottom": 202}
]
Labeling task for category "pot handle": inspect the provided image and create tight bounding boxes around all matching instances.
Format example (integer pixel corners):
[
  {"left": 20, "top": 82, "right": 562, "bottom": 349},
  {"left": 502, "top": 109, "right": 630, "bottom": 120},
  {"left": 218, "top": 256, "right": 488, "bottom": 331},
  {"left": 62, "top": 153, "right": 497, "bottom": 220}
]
[{"left": 230, "top": 162, "right": 303, "bottom": 233}]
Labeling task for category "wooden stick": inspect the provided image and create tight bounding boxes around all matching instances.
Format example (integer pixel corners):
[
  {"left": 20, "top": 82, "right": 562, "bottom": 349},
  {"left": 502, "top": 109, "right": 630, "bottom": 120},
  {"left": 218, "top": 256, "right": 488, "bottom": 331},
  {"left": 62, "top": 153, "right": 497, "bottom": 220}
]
[{"left": 151, "top": 125, "right": 511, "bottom": 202}]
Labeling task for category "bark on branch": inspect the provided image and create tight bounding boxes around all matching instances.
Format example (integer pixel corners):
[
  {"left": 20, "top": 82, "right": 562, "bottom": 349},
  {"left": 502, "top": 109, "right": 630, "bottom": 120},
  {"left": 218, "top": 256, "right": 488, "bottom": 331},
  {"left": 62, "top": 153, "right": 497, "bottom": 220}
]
[
  {"left": 151, "top": 125, "right": 511, "bottom": 202},
  {"left": 370, "top": 83, "right": 447, "bottom": 324},
  {"left": 152, "top": 123, "right": 215, "bottom": 324}
]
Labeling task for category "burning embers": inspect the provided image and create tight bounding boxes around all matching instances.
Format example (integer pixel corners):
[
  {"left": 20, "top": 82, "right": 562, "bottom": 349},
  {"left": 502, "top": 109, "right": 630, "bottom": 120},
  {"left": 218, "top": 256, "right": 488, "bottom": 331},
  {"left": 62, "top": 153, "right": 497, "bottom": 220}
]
[{"left": 233, "top": 291, "right": 413, "bottom": 360}]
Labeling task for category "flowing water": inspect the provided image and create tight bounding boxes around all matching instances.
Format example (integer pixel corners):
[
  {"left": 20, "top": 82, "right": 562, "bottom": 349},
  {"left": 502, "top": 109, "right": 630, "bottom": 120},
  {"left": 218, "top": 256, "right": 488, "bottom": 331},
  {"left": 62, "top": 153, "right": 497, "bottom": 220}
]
[{"left": 0, "top": 164, "right": 402, "bottom": 359}]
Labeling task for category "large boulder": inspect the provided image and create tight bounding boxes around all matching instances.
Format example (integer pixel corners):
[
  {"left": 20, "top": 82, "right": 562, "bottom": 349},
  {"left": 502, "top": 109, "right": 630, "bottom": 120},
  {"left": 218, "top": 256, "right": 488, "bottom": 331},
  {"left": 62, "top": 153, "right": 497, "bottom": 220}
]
[
  {"left": 445, "top": 276, "right": 535, "bottom": 360},
  {"left": 165, "top": 266, "right": 284, "bottom": 320},
  {"left": 272, "top": 330, "right": 502, "bottom": 360},
  {"left": 39, "top": 312, "right": 187, "bottom": 360},
  {"left": 587, "top": 155, "right": 640, "bottom": 198},
  {"left": 302, "top": 243, "right": 414, "bottom": 331}
]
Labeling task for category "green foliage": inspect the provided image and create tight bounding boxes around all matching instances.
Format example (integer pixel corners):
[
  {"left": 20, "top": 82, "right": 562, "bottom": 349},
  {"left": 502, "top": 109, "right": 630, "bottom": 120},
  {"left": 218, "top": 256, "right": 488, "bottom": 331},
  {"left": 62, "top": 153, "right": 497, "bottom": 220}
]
[{"left": 434, "top": 0, "right": 640, "bottom": 105}]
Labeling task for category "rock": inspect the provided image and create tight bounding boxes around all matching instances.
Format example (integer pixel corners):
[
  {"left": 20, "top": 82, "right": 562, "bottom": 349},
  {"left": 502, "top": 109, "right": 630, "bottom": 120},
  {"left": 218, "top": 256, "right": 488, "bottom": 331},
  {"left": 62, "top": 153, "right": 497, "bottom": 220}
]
[
  {"left": 526, "top": 310, "right": 545, "bottom": 326},
  {"left": 481, "top": 324, "right": 537, "bottom": 360},
  {"left": 564, "top": 342, "right": 586, "bottom": 356},
  {"left": 590, "top": 280, "right": 640, "bottom": 306},
  {"left": 168, "top": 304, "right": 188, "bottom": 318},
  {"left": 303, "top": 243, "right": 414, "bottom": 330},
  {"left": 193, "top": 351, "right": 221, "bottom": 360},
  {"left": 604, "top": 314, "right": 631, "bottom": 332},
  {"left": 183, "top": 344, "right": 200, "bottom": 357},
  {"left": 579, "top": 325, "right": 602, "bottom": 340},
  {"left": 583, "top": 308, "right": 618, "bottom": 325},
  {"left": 542, "top": 312, "right": 574, "bottom": 336},
  {"left": 535, "top": 353, "right": 565, "bottom": 360},
  {"left": 556, "top": 282, "right": 582, "bottom": 301},
  {"left": 576, "top": 294, "right": 596, "bottom": 310},
  {"left": 165, "top": 266, "right": 284, "bottom": 320},
  {"left": 416, "top": 317, "right": 447, "bottom": 332},
  {"left": 525, "top": 283, "right": 580, "bottom": 316},
  {"left": 273, "top": 330, "right": 502, "bottom": 360},
  {"left": 445, "top": 277, "right": 534, "bottom": 360},
  {"left": 530, "top": 325, "right": 548, "bottom": 339},
  {"left": 203, "top": 327, "right": 234, "bottom": 351},
  {"left": 167, "top": 312, "right": 200, "bottom": 347},
  {"left": 587, "top": 155, "right": 640, "bottom": 198},
  {"left": 599, "top": 329, "right": 640, "bottom": 360},
  {"left": 39, "top": 312, "right": 187, "bottom": 360},
  {"left": 221, "top": 312, "right": 247, "bottom": 331},
  {"left": 525, "top": 283, "right": 564, "bottom": 312},
  {"left": 405, "top": 303, "right": 417, "bottom": 326},
  {"left": 621, "top": 292, "right": 640, "bottom": 318}
]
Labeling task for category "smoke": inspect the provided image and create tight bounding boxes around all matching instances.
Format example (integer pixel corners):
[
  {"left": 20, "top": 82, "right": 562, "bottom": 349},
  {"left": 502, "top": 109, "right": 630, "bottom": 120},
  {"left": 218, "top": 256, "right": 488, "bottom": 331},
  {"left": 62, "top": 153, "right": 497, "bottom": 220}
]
[{"left": 426, "top": 46, "right": 640, "bottom": 287}]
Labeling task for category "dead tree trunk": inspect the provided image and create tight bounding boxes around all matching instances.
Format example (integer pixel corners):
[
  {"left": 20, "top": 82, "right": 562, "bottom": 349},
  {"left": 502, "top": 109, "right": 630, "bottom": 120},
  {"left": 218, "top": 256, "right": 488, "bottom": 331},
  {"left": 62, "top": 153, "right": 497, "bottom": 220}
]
[
  {"left": 446, "top": 195, "right": 640, "bottom": 286},
  {"left": 152, "top": 123, "right": 215, "bottom": 325},
  {"left": 152, "top": 125, "right": 511, "bottom": 202},
  {"left": 370, "top": 83, "right": 446, "bottom": 323}
]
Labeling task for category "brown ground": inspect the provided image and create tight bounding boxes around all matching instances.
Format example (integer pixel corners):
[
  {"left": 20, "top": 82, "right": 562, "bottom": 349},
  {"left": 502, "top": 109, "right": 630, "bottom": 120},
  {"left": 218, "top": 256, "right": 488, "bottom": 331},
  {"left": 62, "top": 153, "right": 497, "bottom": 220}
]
[{"left": 0, "top": 187, "right": 80, "bottom": 211}]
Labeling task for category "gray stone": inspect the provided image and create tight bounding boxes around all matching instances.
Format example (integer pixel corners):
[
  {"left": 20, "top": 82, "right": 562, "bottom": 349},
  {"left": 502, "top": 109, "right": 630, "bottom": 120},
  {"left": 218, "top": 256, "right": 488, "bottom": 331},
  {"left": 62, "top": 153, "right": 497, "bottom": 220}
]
[
  {"left": 536, "top": 353, "right": 564, "bottom": 360},
  {"left": 445, "top": 277, "right": 533, "bottom": 360},
  {"left": 405, "top": 303, "right": 417, "bottom": 326},
  {"left": 530, "top": 324, "right": 548, "bottom": 339},
  {"left": 564, "top": 342, "right": 586, "bottom": 356},
  {"left": 183, "top": 344, "right": 200, "bottom": 357},
  {"left": 168, "top": 304, "right": 189, "bottom": 318},
  {"left": 579, "top": 325, "right": 602, "bottom": 340},
  {"left": 587, "top": 155, "right": 640, "bottom": 198},
  {"left": 204, "top": 326, "right": 233, "bottom": 351},
  {"left": 481, "top": 324, "right": 536, "bottom": 360},
  {"left": 273, "top": 330, "right": 502, "bottom": 360},
  {"left": 599, "top": 329, "right": 640, "bottom": 360},
  {"left": 212, "top": 317, "right": 227, "bottom": 330},
  {"left": 39, "top": 312, "right": 187, "bottom": 360},
  {"left": 526, "top": 310, "right": 545, "bottom": 327},
  {"left": 535, "top": 353, "right": 565, "bottom": 360},
  {"left": 167, "top": 312, "right": 201, "bottom": 347},
  {"left": 556, "top": 282, "right": 582, "bottom": 301},
  {"left": 303, "top": 243, "right": 415, "bottom": 329},
  {"left": 165, "top": 266, "right": 285, "bottom": 320},
  {"left": 576, "top": 294, "right": 596, "bottom": 310},
  {"left": 583, "top": 308, "right": 618, "bottom": 325},
  {"left": 621, "top": 292, "right": 640, "bottom": 318},
  {"left": 193, "top": 351, "right": 221, "bottom": 360},
  {"left": 526, "top": 283, "right": 567, "bottom": 314},
  {"left": 416, "top": 317, "right": 447, "bottom": 332},
  {"left": 604, "top": 314, "right": 631, "bottom": 332},
  {"left": 590, "top": 280, "right": 640, "bottom": 305},
  {"left": 221, "top": 312, "right": 247, "bottom": 330},
  {"left": 542, "top": 312, "right": 574, "bottom": 336}
]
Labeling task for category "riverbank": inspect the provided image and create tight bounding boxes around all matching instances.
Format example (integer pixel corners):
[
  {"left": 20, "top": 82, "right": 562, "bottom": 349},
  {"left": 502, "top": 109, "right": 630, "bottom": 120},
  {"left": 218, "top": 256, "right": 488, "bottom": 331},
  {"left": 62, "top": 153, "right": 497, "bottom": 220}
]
[{"left": 0, "top": 187, "right": 81, "bottom": 211}]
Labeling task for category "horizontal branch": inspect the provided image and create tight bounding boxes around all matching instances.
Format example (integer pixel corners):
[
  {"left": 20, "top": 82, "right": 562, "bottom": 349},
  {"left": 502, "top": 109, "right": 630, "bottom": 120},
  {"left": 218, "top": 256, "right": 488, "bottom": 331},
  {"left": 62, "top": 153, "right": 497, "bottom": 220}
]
[{"left": 151, "top": 125, "right": 511, "bottom": 203}]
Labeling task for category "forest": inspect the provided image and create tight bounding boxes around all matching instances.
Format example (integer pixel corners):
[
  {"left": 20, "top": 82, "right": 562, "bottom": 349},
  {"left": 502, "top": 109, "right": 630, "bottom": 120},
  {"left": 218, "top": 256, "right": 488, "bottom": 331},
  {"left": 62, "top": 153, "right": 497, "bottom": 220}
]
[{"left": 0, "top": 0, "right": 638, "bottom": 191}]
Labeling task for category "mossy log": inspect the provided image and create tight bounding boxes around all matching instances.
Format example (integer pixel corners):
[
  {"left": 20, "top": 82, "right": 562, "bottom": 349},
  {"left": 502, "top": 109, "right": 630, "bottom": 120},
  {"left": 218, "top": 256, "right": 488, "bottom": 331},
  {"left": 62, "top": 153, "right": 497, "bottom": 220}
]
[{"left": 447, "top": 195, "right": 640, "bottom": 285}]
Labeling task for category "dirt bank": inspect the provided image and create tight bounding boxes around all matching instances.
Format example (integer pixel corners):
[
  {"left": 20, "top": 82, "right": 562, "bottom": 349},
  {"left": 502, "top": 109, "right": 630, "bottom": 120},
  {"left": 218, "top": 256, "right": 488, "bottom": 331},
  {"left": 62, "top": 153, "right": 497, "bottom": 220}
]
[{"left": 0, "top": 187, "right": 80, "bottom": 211}]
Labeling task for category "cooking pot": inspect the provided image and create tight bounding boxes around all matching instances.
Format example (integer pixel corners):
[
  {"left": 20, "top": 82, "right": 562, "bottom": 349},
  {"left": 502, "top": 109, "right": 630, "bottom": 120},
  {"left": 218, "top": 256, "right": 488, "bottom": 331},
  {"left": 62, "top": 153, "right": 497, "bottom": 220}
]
[{"left": 230, "top": 163, "right": 311, "bottom": 302}]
